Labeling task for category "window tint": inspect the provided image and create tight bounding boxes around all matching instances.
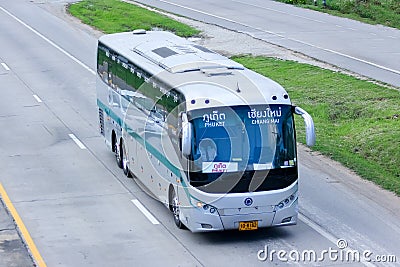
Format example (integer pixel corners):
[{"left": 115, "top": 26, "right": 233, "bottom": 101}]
[{"left": 97, "top": 41, "right": 186, "bottom": 145}]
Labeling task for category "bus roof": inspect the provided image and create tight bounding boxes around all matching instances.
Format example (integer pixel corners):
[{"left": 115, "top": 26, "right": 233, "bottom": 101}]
[{"left": 99, "top": 31, "right": 292, "bottom": 110}]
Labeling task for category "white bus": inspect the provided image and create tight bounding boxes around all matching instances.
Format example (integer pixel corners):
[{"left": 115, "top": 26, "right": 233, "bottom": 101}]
[{"left": 96, "top": 30, "right": 315, "bottom": 232}]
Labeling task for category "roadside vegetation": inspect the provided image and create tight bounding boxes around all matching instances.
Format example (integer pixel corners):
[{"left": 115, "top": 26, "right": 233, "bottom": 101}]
[
  {"left": 68, "top": 0, "right": 400, "bottom": 195},
  {"left": 67, "top": 0, "right": 199, "bottom": 37},
  {"left": 275, "top": 0, "right": 400, "bottom": 29},
  {"left": 233, "top": 56, "right": 400, "bottom": 195}
]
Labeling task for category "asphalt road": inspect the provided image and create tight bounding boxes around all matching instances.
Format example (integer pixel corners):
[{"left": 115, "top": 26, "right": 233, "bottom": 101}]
[
  {"left": 132, "top": 0, "right": 400, "bottom": 87},
  {"left": 0, "top": 0, "right": 399, "bottom": 266}
]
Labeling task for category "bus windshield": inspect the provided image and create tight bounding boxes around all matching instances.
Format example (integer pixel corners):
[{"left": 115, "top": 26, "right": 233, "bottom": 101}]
[{"left": 188, "top": 104, "right": 296, "bottom": 188}]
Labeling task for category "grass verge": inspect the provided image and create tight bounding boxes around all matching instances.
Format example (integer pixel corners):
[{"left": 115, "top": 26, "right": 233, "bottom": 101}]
[
  {"left": 275, "top": 0, "right": 400, "bottom": 30},
  {"left": 233, "top": 56, "right": 400, "bottom": 195},
  {"left": 68, "top": 0, "right": 200, "bottom": 37},
  {"left": 68, "top": 0, "right": 400, "bottom": 195}
]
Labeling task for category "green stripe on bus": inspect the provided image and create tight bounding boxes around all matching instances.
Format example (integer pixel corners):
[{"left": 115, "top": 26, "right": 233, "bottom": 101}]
[
  {"left": 98, "top": 99, "right": 181, "bottom": 176},
  {"left": 97, "top": 99, "right": 199, "bottom": 206}
]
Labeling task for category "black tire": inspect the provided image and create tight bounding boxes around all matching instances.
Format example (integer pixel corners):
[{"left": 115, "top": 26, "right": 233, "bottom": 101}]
[
  {"left": 115, "top": 141, "right": 123, "bottom": 169},
  {"left": 171, "top": 188, "right": 184, "bottom": 229},
  {"left": 121, "top": 142, "right": 131, "bottom": 178}
]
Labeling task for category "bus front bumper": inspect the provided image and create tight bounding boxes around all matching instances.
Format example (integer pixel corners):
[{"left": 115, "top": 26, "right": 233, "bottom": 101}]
[{"left": 180, "top": 198, "right": 298, "bottom": 232}]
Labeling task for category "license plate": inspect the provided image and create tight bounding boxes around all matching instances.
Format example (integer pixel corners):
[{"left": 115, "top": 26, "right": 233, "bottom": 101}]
[{"left": 239, "top": 220, "right": 258, "bottom": 231}]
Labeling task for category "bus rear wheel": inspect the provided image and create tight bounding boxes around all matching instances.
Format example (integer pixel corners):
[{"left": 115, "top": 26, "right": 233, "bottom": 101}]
[
  {"left": 115, "top": 141, "right": 123, "bottom": 169},
  {"left": 121, "top": 142, "right": 131, "bottom": 178},
  {"left": 171, "top": 189, "right": 184, "bottom": 229}
]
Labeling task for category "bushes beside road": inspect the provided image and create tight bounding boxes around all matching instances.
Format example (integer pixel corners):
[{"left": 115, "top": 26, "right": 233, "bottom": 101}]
[{"left": 276, "top": 0, "right": 400, "bottom": 30}]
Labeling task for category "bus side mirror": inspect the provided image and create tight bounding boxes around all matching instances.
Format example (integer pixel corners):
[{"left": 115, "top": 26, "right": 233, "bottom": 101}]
[
  {"left": 181, "top": 113, "right": 192, "bottom": 157},
  {"left": 294, "top": 106, "right": 316, "bottom": 147}
]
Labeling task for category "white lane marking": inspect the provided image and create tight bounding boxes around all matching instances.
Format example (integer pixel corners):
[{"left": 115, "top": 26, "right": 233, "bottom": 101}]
[
  {"left": 1, "top": 62, "right": 10, "bottom": 71},
  {"left": 159, "top": 0, "right": 400, "bottom": 76},
  {"left": 131, "top": 199, "right": 160, "bottom": 225},
  {"left": 231, "top": 0, "right": 326, "bottom": 24},
  {"left": 159, "top": 0, "right": 284, "bottom": 37},
  {"left": 0, "top": 6, "right": 96, "bottom": 76},
  {"left": 322, "top": 47, "right": 400, "bottom": 75},
  {"left": 68, "top": 133, "right": 87, "bottom": 150},
  {"left": 299, "top": 213, "right": 374, "bottom": 267},
  {"left": 33, "top": 94, "right": 42, "bottom": 103}
]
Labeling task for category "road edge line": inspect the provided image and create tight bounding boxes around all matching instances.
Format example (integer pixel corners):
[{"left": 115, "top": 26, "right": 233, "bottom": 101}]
[{"left": 0, "top": 182, "right": 47, "bottom": 267}]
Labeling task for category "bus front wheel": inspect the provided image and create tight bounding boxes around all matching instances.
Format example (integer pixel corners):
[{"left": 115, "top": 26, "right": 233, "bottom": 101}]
[{"left": 171, "top": 189, "right": 184, "bottom": 229}]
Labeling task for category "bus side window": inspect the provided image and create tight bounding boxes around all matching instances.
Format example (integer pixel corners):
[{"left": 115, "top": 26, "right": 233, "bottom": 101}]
[
  {"left": 102, "top": 62, "right": 109, "bottom": 83},
  {"left": 113, "top": 56, "right": 129, "bottom": 91},
  {"left": 112, "top": 92, "right": 120, "bottom": 108},
  {"left": 97, "top": 45, "right": 109, "bottom": 83}
]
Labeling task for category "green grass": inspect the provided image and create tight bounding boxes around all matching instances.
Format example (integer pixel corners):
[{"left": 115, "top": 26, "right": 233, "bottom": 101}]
[
  {"left": 233, "top": 56, "right": 400, "bottom": 195},
  {"left": 68, "top": 0, "right": 400, "bottom": 195},
  {"left": 275, "top": 0, "right": 400, "bottom": 29},
  {"left": 68, "top": 0, "right": 200, "bottom": 37}
]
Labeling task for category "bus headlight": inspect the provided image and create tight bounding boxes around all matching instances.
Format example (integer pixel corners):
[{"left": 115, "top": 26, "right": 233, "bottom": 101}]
[
  {"left": 196, "top": 201, "right": 218, "bottom": 214},
  {"left": 275, "top": 192, "right": 297, "bottom": 211}
]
